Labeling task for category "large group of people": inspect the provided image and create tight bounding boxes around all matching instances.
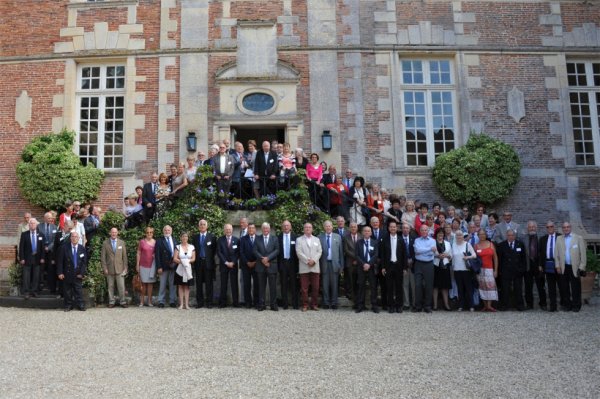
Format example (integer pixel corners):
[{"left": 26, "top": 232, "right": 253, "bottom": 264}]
[{"left": 14, "top": 138, "right": 590, "bottom": 313}]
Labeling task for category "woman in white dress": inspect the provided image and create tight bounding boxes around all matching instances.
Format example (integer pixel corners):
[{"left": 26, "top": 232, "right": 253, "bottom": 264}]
[
  {"left": 173, "top": 232, "right": 195, "bottom": 310},
  {"left": 349, "top": 177, "right": 367, "bottom": 227}
]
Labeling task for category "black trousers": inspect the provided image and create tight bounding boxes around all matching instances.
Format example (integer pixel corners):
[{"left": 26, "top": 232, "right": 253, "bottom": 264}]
[
  {"left": 219, "top": 266, "right": 239, "bottom": 306},
  {"left": 344, "top": 266, "right": 358, "bottom": 302},
  {"left": 385, "top": 265, "right": 404, "bottom": 308},
  {"left": 376, "top": 270, "right": 387, "bottom": 308},
  {"left": 501, "top": 271, "right": 524, "bottom": 309},
  {"left": 559, "top": 265, "right": 581, "bottom": 310},
  {"left": 454, "top": 270, "right": 473, "bottom": 309},
  {"left": 257, "top": 272, "right": 277, "bottom": 307},
  {"left": 545, "top": 272, "right": 560, "bottom": 310},
  {"left": 241, "top": 265, "right": 259, "bottom": 306},
  {"left": 195, "top": 259, "right": 215, "bottom": 305},
  {"left": 356, "top": 266, "right": 377, "bottom": 309},
  {"left": 63, "top": 278, "right": 84, "bottom": 309},
  {"left": 45, "top": 251, "right": 58, "bottom": 293},
  {"left": 524, "top": 267, "right": 547, "bottom": 308},
  {"left": 279, "top": 259, "right": 299, "bottom": 308}
]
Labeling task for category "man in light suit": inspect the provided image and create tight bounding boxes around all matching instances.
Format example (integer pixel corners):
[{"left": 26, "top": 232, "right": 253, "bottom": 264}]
[
  {"left": 191, "top": 219, "right": 217, "bottom": 308},
  {"left": 217, "top": 224, "right": 240, "bottom": 308},
  {"left": 212, "top": 143, "right": 236, "bottom": 195},
  {"left": 381, "top": 221, "right": 407, "bottom": 313},
  {"left": 342, "top": 222, "right": 360, "bottom": 307},
  {"left": 296, "top": 222, "right": 323, "bottom": 311},
  {"left": 555, "top": 222, "right": 587, "bottom": 312},
  {"left": 497, "top": 210, "right": 521, "bottom": 241},
  {"left": 278, "top": 220, "right": 299, "bottom": 310},
  {"left": 155, "top": 225, "right": 178, "bottom": 308},
  {"left": 253, "top": 222, "right": 280, "bottom": 311},
  {"left": 100, "top": 227, "right": 128, "bottom": 308},
  {"left": 19, "top": 218, "right": 44, "bottom": 299},
  {"left": 319, "top": 220, "right": 344, "bottom": 309},
  {"left": 57, "top": 230, "right": 87, "bottom": 311},
  {"left": 355, "top": 226, "right": 380, "bottom": 313}
]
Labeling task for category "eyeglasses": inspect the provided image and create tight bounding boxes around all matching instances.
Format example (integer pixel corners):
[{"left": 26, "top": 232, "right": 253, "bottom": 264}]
[{"left": 546, "top": 225, "right": 554, "bottom": 228}]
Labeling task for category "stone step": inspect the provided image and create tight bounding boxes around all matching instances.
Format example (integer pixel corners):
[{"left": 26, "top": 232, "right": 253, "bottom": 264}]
[{"left": 0, "top": 296, "right": 63, "bottom": 309}]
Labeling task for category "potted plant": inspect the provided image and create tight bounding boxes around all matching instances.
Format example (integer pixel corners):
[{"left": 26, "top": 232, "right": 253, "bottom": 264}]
[
  {"left": 8, "top": 262, "right": 21, "bottom": 297},
  {"left": 581, "top": 249, "right": 599, "bottom": 304}
]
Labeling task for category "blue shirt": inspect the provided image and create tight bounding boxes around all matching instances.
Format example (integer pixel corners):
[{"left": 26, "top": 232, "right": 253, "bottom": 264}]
[
  {"left": 564, "top": 235, "right": 572, "bottom": 265},
  {"left": 413, "top": 236, "right": 436, "bottom": 262}
]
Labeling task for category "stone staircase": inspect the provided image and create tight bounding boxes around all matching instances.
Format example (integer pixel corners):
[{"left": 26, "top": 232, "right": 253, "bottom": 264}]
[{"left": 0, "top": 288, "right": 64, "bottom": 309}]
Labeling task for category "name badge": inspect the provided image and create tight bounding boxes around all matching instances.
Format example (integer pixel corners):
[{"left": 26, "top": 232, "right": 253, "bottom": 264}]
[
  {"left": 516, "top": 248, "right": 522, "bottom": 252},
  {"left": 369, "top": 246, "right": 374, "bottom": 251},
  {"left": 52, "top": 230, "right": 57, "bottom": 233},
  {"left": 314, "top": 242, "right": 319, "bottom": 246},
  {"left": 38, "top": 237, "right": 43, "bottom": 241},
  {"left": 291, "top": 241, "right": 295, "bottom": 245},
  {"left": 79, "top": 253, "right": 85, "bottom": 258},
  {"left": 118, "top": 246, "right": 123, "bottom": 249},
  {"left": 476, "top": 250, "right": 482, "bottom": 253},
  {"left": 232, "top": 245, "right": 238, "bottom": 249},
  {"left": 228, "top": 161, "right": 232, "bottom": 165},
  {"left": 207, "top": 242, "right": 212, "bottom": 246},
  {"left": 573, "top": 244, "right": 578, "bottom": 248},
  {"left": 269, "top": 159, "right": 274, "bottom": 163}
]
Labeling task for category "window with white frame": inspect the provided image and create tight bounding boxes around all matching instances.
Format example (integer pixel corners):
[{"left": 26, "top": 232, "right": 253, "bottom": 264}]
[
  {"left": 77, "top": 65, "right": 125, "bottom": 169},
  {"left": 400, "top": 59, "right": 456, "bottom": 166},
  {"left": 567, "top": 61, "right": 600, "bottom": 166}
]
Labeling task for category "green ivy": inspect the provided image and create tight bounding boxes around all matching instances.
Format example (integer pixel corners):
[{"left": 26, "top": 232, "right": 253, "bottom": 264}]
[
  {"left": 16, "top": 129, "right": 104, "bottom": 210},
  {"left": 432, "top": 133, "right": 521, "bottom": 206}
]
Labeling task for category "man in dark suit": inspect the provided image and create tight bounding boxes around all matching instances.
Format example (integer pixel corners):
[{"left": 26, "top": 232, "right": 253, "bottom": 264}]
[
  {"left": 370, "top": 216, "right": 387, "bottom": 310},
  {"left": 191, "top": 219, "right": 217, "bottom": 308},
  {"left": 277, "top": 220, "right": 299, "bottom": 309},
  {"left": 240, "top": 223, "right": 259, "bottom": 308},
  {"left": 39, "top": 212, "right": 58, "bottom": 294},
  {"left": 142, "top": 172, "right": 159, "bottom": 220},
  {"left": 217, "top": 224, "right": 240, "bottom": 307},
  {"left": 539, "top": 220, "right": 561, "bottom": 311},
  {"left": 155, "top": 225, "right": 178, "bottom": 308},
  {"left": 253, "top": 141, "right": 279, "bottom": 196},
  {"left": 19, "top": 218, "right": 44, "bottom": 299},
  {"left": 321, "top": 165, "right": 337, "bottom": 186},
  {"left": 381, "top": 221, "right": 407, "bottom": 313},
  {"left": 57, "top": 230, "right": 87, "bottom": 311},
  {"left": 497, "top": 229, "right": 527, "bottom": 311},
  {"left": 523, "top": 220, "right": 546, "bottom": 310},
  {"left": 253, "top": 222, "right": 280, "bottom": 311},
  {"left": 212, "top": 143, "right": 236, "bottom": 195},
  {"left": 356, "top": 226, "right": 380, "bottom": 313},
  {"left": 343, "top": 222, "right": 361, "bottom": 307},
  {"left": 400, "top": 222, "right": 416, "bottom": 310},
  {"left": 83, "top": 206, "right": 101, "bottom": 252}
]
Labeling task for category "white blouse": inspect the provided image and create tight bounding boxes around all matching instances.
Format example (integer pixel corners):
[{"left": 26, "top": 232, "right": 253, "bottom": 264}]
[{"left": 451, "top": 242, "right": 475, "bottom": 271}]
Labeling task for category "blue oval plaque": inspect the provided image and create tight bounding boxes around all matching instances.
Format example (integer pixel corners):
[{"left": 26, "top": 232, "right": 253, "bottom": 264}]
[{"left": 242, "top": 93, "right": 275, "bottom": 112}]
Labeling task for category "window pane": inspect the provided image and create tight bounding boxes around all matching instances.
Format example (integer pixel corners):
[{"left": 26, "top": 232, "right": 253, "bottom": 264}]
[
  {"left": 567, "top": 62, "right": 587, "bottom": 87},
  {"left": 431, "top": 91, "right": 455, "bottom": 157},
  {"left": 569, "top": 90, "right": 595, "bottom": 165}
]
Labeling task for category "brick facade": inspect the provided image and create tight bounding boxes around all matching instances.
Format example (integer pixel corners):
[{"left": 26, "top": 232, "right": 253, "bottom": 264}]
[{"left": 1, "top": 0, "right": 600, "bottom": 268}]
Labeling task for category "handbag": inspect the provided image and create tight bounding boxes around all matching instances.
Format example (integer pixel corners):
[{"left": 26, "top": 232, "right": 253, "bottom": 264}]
[
  {"left": 464, "top": 244, "right": 482, "bottom": 274},
  {"left": 133, "top": 274, "right": 143, "bottom": 293}
]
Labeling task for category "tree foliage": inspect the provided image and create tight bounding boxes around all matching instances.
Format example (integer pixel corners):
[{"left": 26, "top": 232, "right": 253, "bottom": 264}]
[
  {"left": 432, "top": 133, "right": 521, "bottom": 206},
  {"left": 16, "top": 129, "right": 104, "bottom": 210}
]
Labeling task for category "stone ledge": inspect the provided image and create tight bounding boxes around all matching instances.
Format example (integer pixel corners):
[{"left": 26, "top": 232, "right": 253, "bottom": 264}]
[{"left": 68, "top": 0, "right": 138, "bottom": 10}]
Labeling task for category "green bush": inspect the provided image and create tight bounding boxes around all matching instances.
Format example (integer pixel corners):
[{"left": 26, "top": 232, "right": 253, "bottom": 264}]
[
  {"left": 586, "top": 249, "right": 600, "bottom": 273},
  {"left": 16, "top": 129, "right": 104, "bottom": 210},
  {"left": 432, "top": 133, "right": 521, "bottom": 206},
  {"left": 8, "top": 263, "right": 21, "bottom": 289}
]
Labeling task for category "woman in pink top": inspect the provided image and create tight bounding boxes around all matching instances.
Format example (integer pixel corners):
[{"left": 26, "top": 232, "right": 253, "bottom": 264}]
[
  {"left": 305, "top": 153, "right": 323, "bottom": 182},
  {"left": 136, "top": 226, "right": 157, "bottom": 307}
]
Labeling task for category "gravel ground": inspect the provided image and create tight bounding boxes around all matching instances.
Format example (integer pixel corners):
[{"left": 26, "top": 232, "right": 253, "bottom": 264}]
[{"left": 0, "top": 305, "right": 599, "bottom": 398}]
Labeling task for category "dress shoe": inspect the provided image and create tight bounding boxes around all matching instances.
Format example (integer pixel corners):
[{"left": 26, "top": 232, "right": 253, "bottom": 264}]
[
  {"left": 526, "top": 305, "right": 534, "bottom": 310},
  {"left": 282, "top": 306, "right": 289, "bottom": 310},
  {"left": 196, "top": 304, "right": 204, "bottom": 309},
  {"left": 548, "top": 307, "right": 557, "bottom": 312},
  {"left": 388, "top": 308, "right": 395, "bottom": 314},
  {"left": 108, "top": 304, "right": 115, "bottom": 308},
  {"left": 245, "top": 304, "right": 253, "bottom": 309},
  {"left": 157, "top": 303, "right": 165, "bottom": 308},
  {"left": 24, "top": 295, "right": 30, "bottom": 300},
  {"left": 372, "top": 307, "right": 380, "bottom": 314},
  {"left": 403, "top": 305, "right": 410, "bottom": 310},
  {"left": 218, "top": 304, "right": 226, "bottom": 309},
  {"left": 411, "top": 308, "right": 422, "bottom": 313},
  {"left": 516, "top": 306, "right": 525, "bottom": 312},
  {"left": 331, "top": 305, "right": 338, "bottom": 310},
  {"left": 572, "top": 308, "right": 581, "bottom": 313},
  {"left": 77, "top": 306, "right": 86, "bottom": 311},
  {"left": 322, "top": 305, "right": 330, "bottom": 310},
  {"left": 257, "top": 306, "right": 265, "bottom": 311},
  {"left": 206, "top": 304, "right": 213, "bottom": 309},
  {"left": 31, "top": 293, "right": 37, "bottom": 298},
  {"left": 121, "top": 303, "right": 128, "bottom": 308},
  {"left": 540, "top": 305, "right": 547, "bottom": 311},
  {"left": 64, "top": 307, "right": 72, "bottom": 312},
  {"left": 424, "top": 308, "right": 432, "bottom": 313},
  {"left": 169, "top": 303, "right": 177, "bottom": 308},
  {"left": 233, "top": 303, "right": 240, "bottom": 308},
  {"left": 355, "top": 307, "right": 363, "bottom": 313},
  {"left": 271, "top": 306, "right": 279, "bottom": 311},
  {"left": 396, "top": 307, "right": 403, "bottom": 313},
  {"left": 293, "top": 306, "right": 299, "bottom": 310}
]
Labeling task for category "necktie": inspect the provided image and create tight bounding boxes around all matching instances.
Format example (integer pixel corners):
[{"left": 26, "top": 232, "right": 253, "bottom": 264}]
[
  {"left": 404, "top": 236, "right": 409, "bottom": 253},
  {"left": 264, "top": 236, "right": 268, "bottom": 247},
  {"left": 529, "top": 235, "right": 537, "bottom": 259},
  {"left": 112, "top": 240, "right": 116, "bottom": 253},
  {"left": 31, "top": 232, "right": 37, "bottom": 253},
  {"left": 45, "top": 225, "right": 49, "bottom": 239},
  {"left": 327, "top": 235, "right": 331, "bottom": 250},
  {"left": 470, "top": 236, "right": 475, "bottom": 247},
  {"left": 353, "top": 235, "right": 357, "bottom": 244},
  {"left": 227, "top": 236, "right": 231, "bottom": 248},
  {"left": 549, "top": 235, "right": 554, "bottom": 259},
  {"left": 374, "top": 230, "right": 378, "bottom": 240},
  {"left": 251, "top": 236, "right": 254, "bottom": 245},
  {"left": 284, "top": 234, "right": 289, "bottom": 259},
  {"left": 511, "top": 242, "right": 514, "bottom": 250},
  {"left": 200, "top": 235, "right": 205, "bottom": 258},
  {"left": 346, "top": 178, "right": 350, "bottom": 187},
  {"left": 73, "top": 246, "right": 78, "bottom": 270},
  {"left": 364, "top": 241, "right": 370, "bottom": 262}
]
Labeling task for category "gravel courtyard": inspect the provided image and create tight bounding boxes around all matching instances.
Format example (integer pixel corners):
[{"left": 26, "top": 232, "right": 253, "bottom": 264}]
[{"left": 1, "top": 305, "right": 599, "bottom": 398}]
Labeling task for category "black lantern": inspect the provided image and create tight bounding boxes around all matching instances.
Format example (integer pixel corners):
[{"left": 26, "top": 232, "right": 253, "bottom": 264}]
[
  {"left": 186, "top": 131, "right": 197, "bottom": 152},
  {"left": 321, "top": 130, "right": 332, "bottom": 151}
]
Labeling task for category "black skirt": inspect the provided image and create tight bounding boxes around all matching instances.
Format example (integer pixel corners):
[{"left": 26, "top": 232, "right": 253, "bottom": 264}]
[
  {"left": 174, "top": 272, "right": 194, "bottom": 286},
  {"left": 434, "top": 265, "right": 452, "bottom": 289}
]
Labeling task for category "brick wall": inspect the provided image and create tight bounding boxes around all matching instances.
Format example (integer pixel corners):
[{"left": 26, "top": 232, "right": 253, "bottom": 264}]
[{"left": 134, "top": 57, "right": 160, "bottom": 177}]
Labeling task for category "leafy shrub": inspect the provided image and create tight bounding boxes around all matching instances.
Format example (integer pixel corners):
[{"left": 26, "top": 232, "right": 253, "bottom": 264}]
[
  {"left": 8, "top": 263, "right": 21, "bottom": 289},
  {"left": 432, "top": 133, "right": 521, "bottom": 206},
  {"left": 16, "top": 129, "right": 104, "bottom": 210}
]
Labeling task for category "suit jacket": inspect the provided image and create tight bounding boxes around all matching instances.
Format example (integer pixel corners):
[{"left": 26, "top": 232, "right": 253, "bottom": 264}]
[
  {"left": 343, "top": 232, "right": 361, "bottom": 271},
  {"left": 39, "top": 223, "right": 58, "bottom": 252},
  {"left": 497, "top": 221, "right": 521, "bottom": 241},
  {"left": 253, "top": 150, "right": 279, "bottom": 177},
  {"left": 522, "top": 233, "right": 540, "bottom": 272},
  {"left": 318, "top": 233, "right": 344, "bottom": 272},
  {"left": 231, "top": 151, "right": 246, "bottom": 182},
  {"left": 212, "top": 153, "right": 236, "bottom": 177},
  {"left": 155, "top": 236, "right": 179, "bottom": 271},
  {"left": 400, "top": 234, "right": 416, "bottom": 263},
  {"left": 217, "top": 235, "right": 240, "bottom": 271},
  {"left": 277, "top": 232, "right": 299, "bottom": 268},
  {"left": 356, "top": 238, "right": 379, "bottom": 272},
  {"left": 497, "top": 240, "right": 527, "bottom": 276},
  {"left": 101, "top": 238, "right": 128, "bottom": 275},
  {"left": 296, "top": 234, "right": 323, "bottom": 274},
  {"left": 191, "top": 233, "right": 216, "bottom": 270},
  {"left": 321, "top": 173, "right": 336, "bottom": 186},
  {"left": 19, "top": 229, "right": 44, "bottom": 266},
  {"left": 538, "top": 233, "right": 561, "bottom": 270},
  {"left": 253, "top": 234, "right": 279, "bottom": 274},
  {"left": 142, "top": 182, "right": 157, "bottom": 207},
  {"left": 83, "top": 216, "right": 99, "bottom": 246},
  {"left": 57, "top": 243, "right": 87, "bottom": 282},
  {"left": 380, "top": 234, "right": 407, "bottom": 272},
  {"left": 240, "top": 235, "right": 258, "bottom": 268},
  {"left": 555, "top": 233, "right": 587, "bottom": 277}
]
